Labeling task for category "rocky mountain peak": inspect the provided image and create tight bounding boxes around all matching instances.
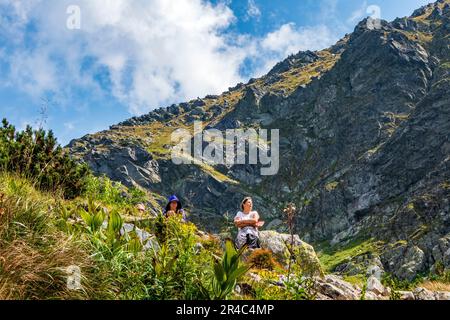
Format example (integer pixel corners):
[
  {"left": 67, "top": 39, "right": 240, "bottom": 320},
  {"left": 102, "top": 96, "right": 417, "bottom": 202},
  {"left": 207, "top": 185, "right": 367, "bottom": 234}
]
[{"left": 267, "top": 50, "right": 321, "bottom": 76}]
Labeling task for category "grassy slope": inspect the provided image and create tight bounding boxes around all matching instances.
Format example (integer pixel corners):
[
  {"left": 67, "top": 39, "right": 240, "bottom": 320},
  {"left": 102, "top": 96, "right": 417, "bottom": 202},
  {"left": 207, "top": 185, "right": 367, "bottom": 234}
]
[
  {"left": 0, "top": 174, "right": 104, "bottom": 299},
  {"left": 1, "top": 173, "right": 449, "bottom": 299},
  {"left": 0, "top": 173, "right": 214, "bottom": 299},
  {"left": 1, "top": 173, "right": 312, "bottom": 300}
]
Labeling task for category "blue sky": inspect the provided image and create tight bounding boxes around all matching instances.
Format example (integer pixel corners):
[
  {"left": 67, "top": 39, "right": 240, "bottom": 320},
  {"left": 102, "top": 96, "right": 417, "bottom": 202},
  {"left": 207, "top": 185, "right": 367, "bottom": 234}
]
[{"left": 0, "top": 0, "right": 432, "bottom": 145}]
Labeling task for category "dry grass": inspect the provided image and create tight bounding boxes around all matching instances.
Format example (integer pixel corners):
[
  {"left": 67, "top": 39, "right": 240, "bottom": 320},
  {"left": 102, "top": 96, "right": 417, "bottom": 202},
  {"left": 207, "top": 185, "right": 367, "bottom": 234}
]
[
  {"left": 421, "top": 281, "right": 450, "bottom": 292},
  {"left": 0, "top": 236, "right": 98, "bottom": 300},
  {"left": 399, "top": 30, "right": 433, "bottom": 44},
  {"left": 263, "top": 51, "right": 340, "bottom": 95},
  {"left": 0, "top": 174, "right": 109, "bottom": 300},
  {"left": 247, "top": 249, "right": 283, "bottom": 271}
]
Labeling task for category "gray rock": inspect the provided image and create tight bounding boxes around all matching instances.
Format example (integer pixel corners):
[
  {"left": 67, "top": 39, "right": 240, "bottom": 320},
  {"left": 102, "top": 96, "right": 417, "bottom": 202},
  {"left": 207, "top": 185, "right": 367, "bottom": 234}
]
[
  {"left": 366, "top": 265, "right": 384, "bottom": 280},
  {"left": 366, "top": 276, "right": 388, "bottom": 296},
  {"left": 398, "top": 291, "right": 415, "bottom": 300},
  {"left": 365, "top": 291, "right": 387, "bottom": 300},
  {"left": 399, "top": 246, "right": 426, "bottom": 280},
  {"left": 143, "top": 237, "right": 160, "bottom": 252},
  {"left": 382, "top": 245, "right": 426, "bottom": 281},
  {"left": 444, "top": 247, "right": 450, "bottom": 269},
  {"left": 413, "top": 287, "right": 436, "bottom": 300},
  {"left": 314, "top": 275, "right": 360, "bottom": 300},
  {"left": 435, "top": 291, "right": 450, "bottom": 300},
  {"left": 259, "top": 231, "right": 324, "bottom": 277},
  {"left": 432, "top": 235, "right": 450, "bottom": 264},
  {"left": 121, "top": 223, "right": 160, "bottom": 252}
]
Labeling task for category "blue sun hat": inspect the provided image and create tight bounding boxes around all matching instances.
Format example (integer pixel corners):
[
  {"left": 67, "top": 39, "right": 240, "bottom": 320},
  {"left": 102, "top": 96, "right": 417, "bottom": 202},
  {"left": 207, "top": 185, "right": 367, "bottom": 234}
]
[{"left": 164, "top": 195, "right": 187, "bottom": 222}]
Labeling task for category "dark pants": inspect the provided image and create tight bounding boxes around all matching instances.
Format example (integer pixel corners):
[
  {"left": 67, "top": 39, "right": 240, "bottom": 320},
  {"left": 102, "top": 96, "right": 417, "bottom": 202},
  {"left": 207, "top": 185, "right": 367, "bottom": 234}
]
[{"left": 236, "top": 232, "right": 260, "bottom": 249}]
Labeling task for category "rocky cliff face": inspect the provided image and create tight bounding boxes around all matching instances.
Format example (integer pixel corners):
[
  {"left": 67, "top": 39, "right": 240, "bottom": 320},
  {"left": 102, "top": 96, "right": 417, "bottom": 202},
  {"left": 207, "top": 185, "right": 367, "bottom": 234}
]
[{"left": 68, "top": 0, "right": 450, "bottom": 279}]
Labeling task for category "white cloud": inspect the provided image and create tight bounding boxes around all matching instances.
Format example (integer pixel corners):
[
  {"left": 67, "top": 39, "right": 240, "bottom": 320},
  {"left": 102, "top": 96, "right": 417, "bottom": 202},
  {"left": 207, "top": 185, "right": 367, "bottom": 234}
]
[
  {"left": 254, "top": 23, "right": 338, "bottom": 76},
  {"left": 246, "top": 0, "right": 261, "bottom": 21},
  {"left": 8, "top": 50, "right": 58, "bottom": 97},
  {"left": 0, "top": 0, "right": 340, "bottom": 116},
  {"left": 347, "top": 1, "right": 368, "bottom": 24}
]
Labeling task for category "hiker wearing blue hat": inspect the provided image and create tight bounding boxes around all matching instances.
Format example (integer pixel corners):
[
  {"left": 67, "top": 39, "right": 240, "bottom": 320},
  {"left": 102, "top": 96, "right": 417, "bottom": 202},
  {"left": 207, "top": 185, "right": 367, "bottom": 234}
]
[{"left": 163, "top": 195, "right": 187, "bottom": 222}]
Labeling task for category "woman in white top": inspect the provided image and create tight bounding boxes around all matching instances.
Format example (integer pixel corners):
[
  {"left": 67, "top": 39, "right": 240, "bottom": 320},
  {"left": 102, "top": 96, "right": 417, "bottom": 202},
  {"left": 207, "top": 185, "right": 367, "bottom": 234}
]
[{"left": 234, "top": 197, "right": 264, "bottom": 249}]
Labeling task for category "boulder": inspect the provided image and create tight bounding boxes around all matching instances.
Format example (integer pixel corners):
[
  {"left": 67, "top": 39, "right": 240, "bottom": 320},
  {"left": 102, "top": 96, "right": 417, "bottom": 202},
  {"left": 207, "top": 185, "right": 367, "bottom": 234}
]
[
  {"left": 398, "top": 291, "right": 415, "bottom": 300},
  {"left": 366, "top": 265, "right": 384, "bottom": 280},
  {"left": 413, "top": 287, "right": 436, "bottom": 300},
  {"left": 382, "top": 244, "right": 426, "bottom": 281},
  {"left": 121, "top": 223, "right": 160, "bottom": 252},
  {"left": 435, "top": 292, "right": 450, "bottom": 300},
  {"left": 444, "top": 247, "right": 450, "bottom": 269},
  {"left": 431, "top": 235, "right": 450, "bottom": 267},
  {"left": 259, "top": 231, "right": 324, "bottom": 277},
  {"left": 335, "top": 254, "right": 384, "bottom": 278},
  {"left": 365, "top": 291, "right": 388, "bottom": 300},
  {"left": 366, "top": 275, "right": 387, "bottom": 296},
  {"left": 314, "top": 275, "right": 361, "bottom": 300},
  {"left": 399, "top": 246, "right": 426, "bottom": 280}
]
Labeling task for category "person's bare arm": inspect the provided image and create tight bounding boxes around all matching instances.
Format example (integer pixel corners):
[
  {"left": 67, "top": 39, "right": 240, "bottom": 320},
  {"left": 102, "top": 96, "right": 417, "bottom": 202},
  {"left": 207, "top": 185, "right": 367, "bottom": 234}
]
[
  {"left": 236, "top": 220, "right": 258, "bottom": 228},
  {"left": 235, "top": 218, "right": 255, "bottom": 228},
  {"left": 234, "top": 216, "right": 242, "bottom": 228},
  {"left": 235, "top": 215, "right": 258, "bottom": 228},
  {"left": 254, "top": 212, "right": 265, "bottom": 228}
]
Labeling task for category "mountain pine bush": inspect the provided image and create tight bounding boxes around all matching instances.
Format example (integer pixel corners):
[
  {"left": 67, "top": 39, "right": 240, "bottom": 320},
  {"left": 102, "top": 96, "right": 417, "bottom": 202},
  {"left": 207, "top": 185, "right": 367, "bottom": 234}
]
[{"left": 0, "top": 118, "right": 90, "bottom": 199}]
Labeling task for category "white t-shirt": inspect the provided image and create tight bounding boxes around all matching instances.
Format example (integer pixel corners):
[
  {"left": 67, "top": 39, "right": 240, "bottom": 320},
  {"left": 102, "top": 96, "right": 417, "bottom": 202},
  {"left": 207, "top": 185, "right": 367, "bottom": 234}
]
[
  {"left": 235, "top": 211, "right": 258, "bottom": 221},
  {"left": 235, "top": 211, "right": 259, "bottom": 234}
]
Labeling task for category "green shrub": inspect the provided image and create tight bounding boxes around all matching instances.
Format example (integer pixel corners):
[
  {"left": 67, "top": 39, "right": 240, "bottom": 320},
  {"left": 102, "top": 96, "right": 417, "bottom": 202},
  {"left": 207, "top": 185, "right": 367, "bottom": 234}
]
[
  {"left": 84, "top": 175, "right": 147, "bottom": 207},
  {"left": 79, "top": 198, "right": 106, "bottom": 234},
  {"left": 154, "top": 213, "right": 168, "bottom": 244},
  {"left": 251, "top": 270, "right": 317, "bottom": 300},
  {"left": 429, "top": 262, "right": 450, "bottom": 283},
  {"left": 284, "top": 275, "right": 317, "bottom": 300},
  {"left": 102, "top": 214, "right": 215, "bottom": 300},
  {"left": 382, "top": 273, "right": 423, "bottom": 291},
  {"left": 0, "top": 118, "right": 89, "bottom": 199}
]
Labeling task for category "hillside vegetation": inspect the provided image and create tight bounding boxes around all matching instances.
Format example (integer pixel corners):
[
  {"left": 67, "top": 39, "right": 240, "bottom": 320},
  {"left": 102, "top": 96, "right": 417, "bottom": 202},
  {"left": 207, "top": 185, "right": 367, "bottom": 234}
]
[
  {"left": 2, "top": 121, "right": 450, "bottom": 300},
  {"left": 0, "top": 121, "right": 322, "bottom": 300}
]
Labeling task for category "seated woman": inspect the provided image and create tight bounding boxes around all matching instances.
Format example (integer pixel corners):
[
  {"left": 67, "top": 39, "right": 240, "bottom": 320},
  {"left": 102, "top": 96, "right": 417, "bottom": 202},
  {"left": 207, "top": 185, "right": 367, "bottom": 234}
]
[
  {"left": 163, "top": 195, "right": 187, "bottom": 222},
  {"left": 234, "top": 197, "right": 264, "bottom": 250},
  {"left": 136, "top": 203, "right": 146, "bottom": 215}
]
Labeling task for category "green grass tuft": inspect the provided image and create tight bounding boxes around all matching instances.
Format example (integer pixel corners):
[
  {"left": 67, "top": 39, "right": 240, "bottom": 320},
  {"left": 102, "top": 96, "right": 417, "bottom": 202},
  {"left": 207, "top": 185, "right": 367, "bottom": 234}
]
[{"left": 317, "top": 238, "right": 381, "bottom": 273}]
